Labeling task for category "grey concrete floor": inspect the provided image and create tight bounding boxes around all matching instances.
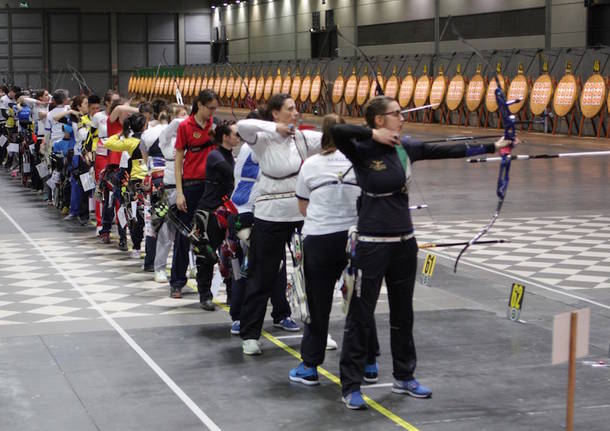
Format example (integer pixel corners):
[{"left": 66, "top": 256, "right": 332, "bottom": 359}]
[{"left": 1, "top": 116, "right": 609, "bottom": 431}]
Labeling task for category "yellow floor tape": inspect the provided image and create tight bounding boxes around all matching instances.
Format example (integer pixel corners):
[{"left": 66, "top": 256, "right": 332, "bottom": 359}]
[{"left": 207, "top": 295, "right": 420, "bottom": 431}]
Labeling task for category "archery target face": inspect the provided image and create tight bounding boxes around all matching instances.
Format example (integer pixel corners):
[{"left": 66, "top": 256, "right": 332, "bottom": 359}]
[
  {"left": 414, "top": 75, "right": 431, "bottom": 107},
  {"left": 553, "top": 74, "right": 578, "bottom": 117},
  {"left": 398, "top": 75, "right": 415, "bottom": 108},
  {"left": 580, "top": 74, "right": 606, "bottom": 118},
  {"left": 529, "top": 74, "right": 553, "bottom": 116},
  {"left": 446, "top": 75, "right": 465, "bottom": 111},
  {"left": 332, "top": 75, "right": 345, "bottom": 105}
]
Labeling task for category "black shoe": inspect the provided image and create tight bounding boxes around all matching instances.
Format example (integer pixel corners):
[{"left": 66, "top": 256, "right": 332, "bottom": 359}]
[
  {"left": 170, "top": 287, "right": 182, "bottom": 299},
  {"left": 118, "top": 239, "right": 128, "bottom": 251},
  {"left": 200, "top": 299, "right": 215, "bottom": 311}
]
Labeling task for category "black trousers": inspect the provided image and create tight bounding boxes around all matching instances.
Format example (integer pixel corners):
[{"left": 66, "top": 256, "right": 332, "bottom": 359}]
[
  {"left": 340, "top": 237, "right": 418, "bottom": 396},
  {"left": 170, "top": 182, "right": 205, "bottom": 289},
  {"left": 194, "top": 209, "right": 225, "bottom": 302},
  {"left": 128, "top": 180, "right": 144, "bottom": 250},
  {"left": 100, "top": 168, "right": 126, "bottom": 240},
  {"left": 239, "top": 218, "right": 298, "bottom": 340},
  {"left": 301, "top": 231, "right": 379, "bottom": 367}
]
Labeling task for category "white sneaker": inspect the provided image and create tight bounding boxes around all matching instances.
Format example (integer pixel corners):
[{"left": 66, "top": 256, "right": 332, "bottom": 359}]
[
  {"left": 154, "top": 270, "right": 168, "bottom": 283},
  {"left": 130, "top": 249, "right": 141, "bottom": 259},
  {"left": 242, "top": 339, "right": 262, "bottom": 355},
  {"left": 326, "top": 334, "right": 338, "bottom": 350}
]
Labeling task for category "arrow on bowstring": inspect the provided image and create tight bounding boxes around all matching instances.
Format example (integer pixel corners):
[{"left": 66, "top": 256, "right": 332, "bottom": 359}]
[
  {"left": 420, "top": 134, "right": 505, "bottom": 144},
  {"left": 401, "top": 103, "right": 440, "bottom": 114},
  {"left": 468, "top": 150, "right": 610, "bottom": 163},
  {"left": 419, "top": 239, "right": 508, "bottom": 249}
]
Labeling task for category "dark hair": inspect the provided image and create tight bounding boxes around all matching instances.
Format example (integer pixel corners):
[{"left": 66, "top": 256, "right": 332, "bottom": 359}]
[
  {"left": 122, "top": 113, "right": 147, "bottom": 138},
  {"left": 10, "top": 86, "right": 21, "bottom": 95},
  {"left": 261, "top": 93, "right": 291, "bottom": 122},
  {"left": 320, "top": 114, "right": 345, "bottom": 152},
  {"left": 152, "top": 98, "right": 168, "bottom": 119},
  {"left": 88, "top": 94, "right": 101, "bottom": 105},
  {"left": 1, "top": 85, "right": 8, "bottom": 94},
  {"left": 103, "top": 89, "right": 118, "bottom": 106},
  {"left": 71, "top": 95, "right": 86, "bottom": 112},
  {"left": 246, "top": 109, "right": 262, "bottom": 120},
  {"left": 214, "top": 120, "right": 236, "bottom": 145},
  {"left": 138, "top": 101, "right": 154, "bottom": 116},
  {"left": 33, "top": 89, "right": 48, "bottom": 100},
  {"left": 52, "top": 89, "right": 68, "bottom": 105},
  {"left": 191, "top": 89, "right": 219, "bottom": 115},
  {"left": 364, "top": 96, "right": 394, "bottom": 129}
]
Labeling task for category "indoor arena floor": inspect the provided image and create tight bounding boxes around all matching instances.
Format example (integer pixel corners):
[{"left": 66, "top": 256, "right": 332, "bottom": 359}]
[{"left": 1, "top": 113, "right": 609, "bottom": 431}]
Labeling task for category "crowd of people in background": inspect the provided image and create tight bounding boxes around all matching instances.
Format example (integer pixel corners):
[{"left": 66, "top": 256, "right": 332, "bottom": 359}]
[{"left": 0, "top": 84, "right": 511, "bottom": 410}]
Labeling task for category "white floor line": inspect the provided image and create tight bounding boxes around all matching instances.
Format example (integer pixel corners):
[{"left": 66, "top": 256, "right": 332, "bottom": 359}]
[
  {"left": 431, "top": 250, "right": 610, "bottom": 311},
  {"left": 275, "top": 334, "right": 304, "bottom": 340},
  {"left": 0, "top": 206, "right": 222, "bottom": 431}
]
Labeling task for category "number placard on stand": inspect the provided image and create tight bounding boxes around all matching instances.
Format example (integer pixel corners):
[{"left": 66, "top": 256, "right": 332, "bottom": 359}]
[
  {"left": 420, "top": 253, "right": 437, "bottom": 287},
  {"left": 507, "top": 283, "right": 525, "bottom": 321}
]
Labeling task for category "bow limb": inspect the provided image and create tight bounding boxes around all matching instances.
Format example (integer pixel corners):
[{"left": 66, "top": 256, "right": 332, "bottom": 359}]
[
  {"left": 162, "top": 49, "right": 183, "bottom": 105},
  {"left": 335, "top": 28, "right": 384, "bottom": 96},
  {"left": 452, "top": 25, "right": 516, "bottom": 272}
]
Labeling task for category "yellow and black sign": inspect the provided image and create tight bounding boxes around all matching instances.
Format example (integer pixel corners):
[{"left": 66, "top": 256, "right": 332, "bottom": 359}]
[
  {"left": 420, "top": 253, "right": 437, "bottom": 287},
  {"left": 422, "top": 254, "right": 437, "bottom": 277},
  {"left": 507, "top": 283, "right": 525, "bottom": 321}
]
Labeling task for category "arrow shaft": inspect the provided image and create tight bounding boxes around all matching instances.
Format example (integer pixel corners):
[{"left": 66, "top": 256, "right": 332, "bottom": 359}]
[
  {"left": 468, "top": 150, "right": 610, "bottom": 163},
  {"left": 401, "top": 103, "right": 439, "bottom": 114},
  {"left": 419, "top": 239, "right": 507, "bottom": 249},
  {"left": 420, "top": 134, "right": 503, "bottom": 144}
]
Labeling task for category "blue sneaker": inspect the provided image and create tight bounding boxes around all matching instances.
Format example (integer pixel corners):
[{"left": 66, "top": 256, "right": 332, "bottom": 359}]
[
  {"left": 231, "top": 320, "right": 240, "bottom": 335},
  {"left": 342, "top": 390, "right": 367, "bottom": 410},
  {"left": 363, "top": 363, "right": 378, "bottom": 383},
  {"left": 289, "top": 362, "right": 319, "bottom": 386},
  {"left": 392, "top": 379, "right": 432, "bottom": 398},
  {"left": 274, "top": 317, "right": 300, "bottom": 332}
]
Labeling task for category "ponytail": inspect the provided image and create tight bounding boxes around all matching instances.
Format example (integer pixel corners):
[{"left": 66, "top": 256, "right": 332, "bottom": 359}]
[
  {"left": 213, "top": 120, "right": 236, "bottom": 145},
  {"left": 122, "top": 113, "right": 147, "bottom": 138}
]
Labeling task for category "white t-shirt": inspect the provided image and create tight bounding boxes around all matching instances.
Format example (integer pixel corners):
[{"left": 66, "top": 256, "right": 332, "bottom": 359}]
[
  {"left": 141, "top": 123, "right": 164, "bottom": 151},
  {"left": 45, "top": 105, "right": 70, "bottom": 145},
  {"left": 159, "top": 117, "right": 185, "bottom": 185},
  {"left": 34, "top": 103, "right": 48, "bottom": 136},
  {"left": 296, "top": 150, "right": 360, "bottom": 236},
  {"left": 90, "top": 111, "right": 109, "bottom": 139},
  {"left": 237, "top": 119, "right": 322, "bottom": 222},
  {"left": 0, "top": 95, "right": 12, "bottom": 121}
]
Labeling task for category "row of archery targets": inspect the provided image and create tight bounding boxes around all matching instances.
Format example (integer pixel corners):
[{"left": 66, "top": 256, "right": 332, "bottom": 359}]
[{"left": 128, "top": 59, "right": 610, "bottom": 139}]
